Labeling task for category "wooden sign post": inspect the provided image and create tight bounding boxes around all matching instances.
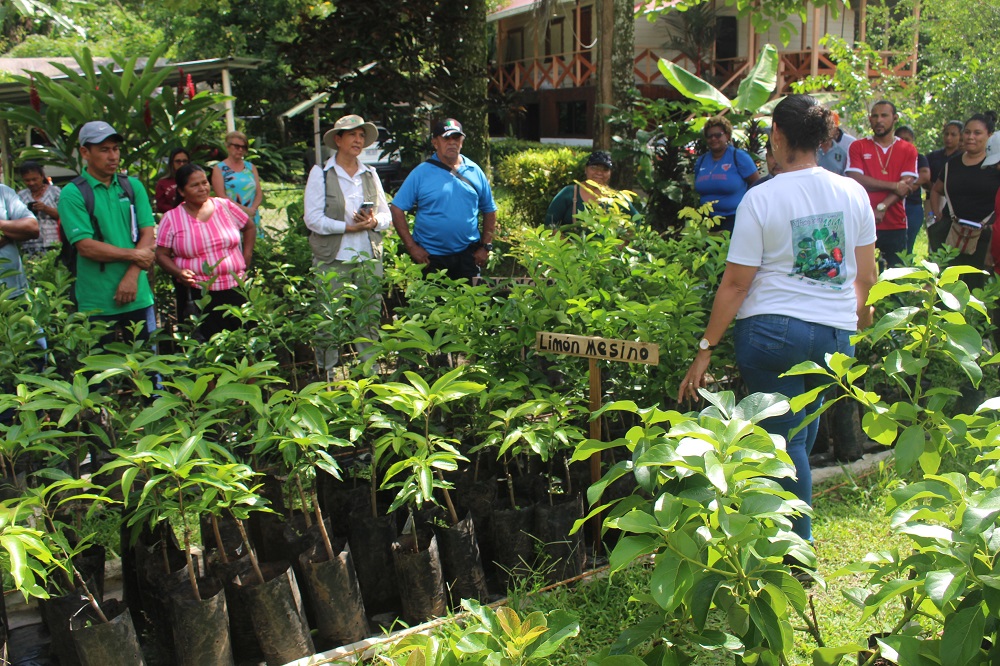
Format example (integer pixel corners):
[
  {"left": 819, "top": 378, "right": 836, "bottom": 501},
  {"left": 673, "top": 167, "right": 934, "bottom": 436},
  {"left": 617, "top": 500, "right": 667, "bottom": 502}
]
[{"left": 535, "top": 332, "right": 660, "bottom": 553}]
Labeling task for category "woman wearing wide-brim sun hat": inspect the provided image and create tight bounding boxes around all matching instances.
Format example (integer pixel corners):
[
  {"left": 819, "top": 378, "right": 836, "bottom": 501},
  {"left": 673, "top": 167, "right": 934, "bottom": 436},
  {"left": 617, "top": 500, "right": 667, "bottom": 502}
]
[{"left": 304, "top": 114, "right": 391, "bottom": 376}]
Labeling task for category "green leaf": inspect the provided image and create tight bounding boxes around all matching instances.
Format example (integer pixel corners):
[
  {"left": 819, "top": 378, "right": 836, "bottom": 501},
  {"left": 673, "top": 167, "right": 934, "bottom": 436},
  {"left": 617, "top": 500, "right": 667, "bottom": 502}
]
[
  {"left": 690, "top": 573, "right": 724, "bottom": 630},
  {"left": 867, "top": 281, "right": 921, "bottom": 303},
  {"left": 208, "top": 383, "right": 264, "bottom": 415},
  {"left": 703, "top": 451, "right": 727, "bottom": 493},
  {"left": 894, "top": 425, "right": 925, "bottom": 475},
  {"left": 657, "top": 58, "right": 731, "bottom": 110},
  {"left": 860, "top": 579, "right": 920, "bottom": 621},
  {"left": 608, "top": 535, "right": 657, "bottom": 573},
  {"left": 615, "top": 510, "right": 662, "bottom": 535},
  {"left": 861, "top": 411, "right": 898, "bottom": 446},
  {"left": 734, "top": 44, "right": 779, "bottom": 112},
  {"left": 598, "top": 657, "right": 648, "bottom": 666},
  {"left": 940, "top": 605, "right": 986, "bottom": 666},
  {"left": 748, "top": 592, "right": 786, "bottom": 653},
  {"left": 650, "top": 552, "right": 688, "bottom": 612},
  {"left": 925, "top": 569, "right": 966, "bottom": 611},
  {"left": 811, "top": 644, "right": 867, "bottom": 666},
  {"left": 525, "top": 610, "right": 580, "bottom": 659},
  {"left": 734, "top": 392, "right": 789, "bottom": 424}
]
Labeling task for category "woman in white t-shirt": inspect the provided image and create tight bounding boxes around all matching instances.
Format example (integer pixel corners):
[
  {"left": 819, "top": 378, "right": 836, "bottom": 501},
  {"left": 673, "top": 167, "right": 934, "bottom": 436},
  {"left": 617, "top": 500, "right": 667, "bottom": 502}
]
[{"left": 678, "top": 94, "right": 878, "bottom": 543}]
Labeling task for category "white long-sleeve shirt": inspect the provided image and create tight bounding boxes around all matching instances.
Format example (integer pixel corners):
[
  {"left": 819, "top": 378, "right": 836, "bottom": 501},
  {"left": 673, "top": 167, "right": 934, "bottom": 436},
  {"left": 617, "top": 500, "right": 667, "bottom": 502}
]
[{"left": 304, "top": 155, "right": 391, "bottom": 261}]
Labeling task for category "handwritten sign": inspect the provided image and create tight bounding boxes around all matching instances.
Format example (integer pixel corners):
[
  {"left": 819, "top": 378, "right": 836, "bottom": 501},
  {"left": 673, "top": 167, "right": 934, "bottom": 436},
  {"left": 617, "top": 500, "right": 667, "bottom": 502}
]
[{"left": 535, "top": 332, "right": 659, "bottom": 365}]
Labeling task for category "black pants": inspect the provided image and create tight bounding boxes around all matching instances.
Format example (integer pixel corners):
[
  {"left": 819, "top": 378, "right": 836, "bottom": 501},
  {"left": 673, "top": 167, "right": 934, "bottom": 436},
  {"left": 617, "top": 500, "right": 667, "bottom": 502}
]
[
  {"left": 186, "top": 287, "right": 246, "bottom": 339},
  {"left": 91, "top": 305, "right": 155, "bottom": 348},
  {"left": 425, "top": 243, "right": 480, "bottom": 281},
  {"left": 876, "top": 228, "right": 908, "bottom": 270}
]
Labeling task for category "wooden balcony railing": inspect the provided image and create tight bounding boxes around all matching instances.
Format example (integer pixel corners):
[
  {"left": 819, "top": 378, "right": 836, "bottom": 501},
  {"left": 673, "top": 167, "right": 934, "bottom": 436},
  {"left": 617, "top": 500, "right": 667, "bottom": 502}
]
[{"left": 490, "top": 48, "right": 915, "bottom": 95}]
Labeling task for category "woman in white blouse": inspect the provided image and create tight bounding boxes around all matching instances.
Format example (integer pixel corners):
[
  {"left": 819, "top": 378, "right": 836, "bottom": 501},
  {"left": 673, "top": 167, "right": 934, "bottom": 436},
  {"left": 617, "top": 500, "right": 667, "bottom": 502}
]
[{"left": 304, "top": 114, "right": 391, "bottom": 375}]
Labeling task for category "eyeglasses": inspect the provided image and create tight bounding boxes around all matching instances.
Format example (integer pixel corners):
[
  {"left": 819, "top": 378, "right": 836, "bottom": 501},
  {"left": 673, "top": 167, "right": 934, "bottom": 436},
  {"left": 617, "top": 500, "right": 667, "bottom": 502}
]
[
  {"left": 705, "top": 132, "right": 726, "bottom": 140},
  {"left": 173, "top": 158, "right": 190, "bottom": 165},
  {"left": 228, "top": 143, "right": 249, "bottom": 150}
]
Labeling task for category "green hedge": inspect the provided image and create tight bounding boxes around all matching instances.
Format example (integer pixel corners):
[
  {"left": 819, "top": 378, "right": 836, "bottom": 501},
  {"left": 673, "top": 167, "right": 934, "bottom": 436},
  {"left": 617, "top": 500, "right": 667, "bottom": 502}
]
[
  {"left": 494, "top": 146, "right": 588, "bottom": 226},
  {"left": 489, "top": 138, "right": 551, "bottom": 162}
]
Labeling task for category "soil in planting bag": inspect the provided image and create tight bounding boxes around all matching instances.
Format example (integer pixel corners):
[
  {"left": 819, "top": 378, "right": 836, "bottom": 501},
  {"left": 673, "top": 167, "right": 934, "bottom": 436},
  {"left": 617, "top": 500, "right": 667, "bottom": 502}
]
[
  {"left": 535, "top": 494, "right": 585, "bottom": 583},
  {"left": 513, "top": 473, "right": 550, "bottom": 506},
  {"left": 491, "top": 504, "right": 537, "bottom": 588},
  {"left": 348, "top": 512, "right": 399, "bottom": 614},
  {"left": 434, "top": 512, "right": 489, "bottom": 606},
  {"left": 165, "top": 577, "right": 233, "bottom": 666},
  {"left": 38, "top": 589, "right": 89, "bottom": 666},
  {"left": 210, "top": 555, "right": 263, "bottom": 663},
  {"left": 299, "top": 539, "right": 370, "bottom": 648},
  {"left": 392, "top": 532, "right": 447, "bottom": 625},
  {"left": 69, "top": 600, "right": 145, "bottom": 666},
  {"left": 234, "top": 561, "right": 314, "bottom": 665}
]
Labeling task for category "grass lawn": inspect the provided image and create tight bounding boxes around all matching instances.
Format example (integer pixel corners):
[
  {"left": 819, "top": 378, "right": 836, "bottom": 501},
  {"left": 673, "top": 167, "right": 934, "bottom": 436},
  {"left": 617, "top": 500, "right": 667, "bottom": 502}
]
[{"left": 516, "top": 459, "right": 911, "bottom": 665}]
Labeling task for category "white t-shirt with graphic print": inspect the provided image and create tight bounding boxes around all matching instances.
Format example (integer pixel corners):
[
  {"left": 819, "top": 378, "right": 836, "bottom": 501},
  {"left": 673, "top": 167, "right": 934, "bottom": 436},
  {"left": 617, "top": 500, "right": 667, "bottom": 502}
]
[{"left": 727, "top": 167, "right": 877, "bottom": 331}]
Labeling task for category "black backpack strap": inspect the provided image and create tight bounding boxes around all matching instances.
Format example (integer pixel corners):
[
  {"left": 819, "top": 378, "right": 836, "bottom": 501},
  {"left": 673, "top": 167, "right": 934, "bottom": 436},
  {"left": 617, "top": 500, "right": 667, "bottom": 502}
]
[
  {"left": 116, "top": 173, "right": 135, "bottom": 205},
  {"left": 70, "top": 175, "right": 109, "bottom": 272},
  {"left": 70, "top": 175, "right": 103, "bottom": 243},
  {"left": 425, "top": 158, "right": 480, "bottom": 199}
]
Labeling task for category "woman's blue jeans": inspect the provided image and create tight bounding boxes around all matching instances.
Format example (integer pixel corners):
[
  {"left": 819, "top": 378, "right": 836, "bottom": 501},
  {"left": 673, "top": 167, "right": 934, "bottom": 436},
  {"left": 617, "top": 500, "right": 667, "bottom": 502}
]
[{"left": 734, "top": 314, "right": 854, "bottom": 541}]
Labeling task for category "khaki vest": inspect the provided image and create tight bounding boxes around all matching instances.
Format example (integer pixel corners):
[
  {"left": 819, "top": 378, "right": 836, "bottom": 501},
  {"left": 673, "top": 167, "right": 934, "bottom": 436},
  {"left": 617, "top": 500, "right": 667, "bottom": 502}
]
[{"left": 309, "top": 163, "right": 383, "bottom": 267}]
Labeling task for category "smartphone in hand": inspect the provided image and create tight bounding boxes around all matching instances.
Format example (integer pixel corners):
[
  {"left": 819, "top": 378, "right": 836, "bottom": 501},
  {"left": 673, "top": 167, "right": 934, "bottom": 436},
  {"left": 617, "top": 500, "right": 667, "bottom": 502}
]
[{"left": 359, "top": 202, "right": 375, "bottom": 215}]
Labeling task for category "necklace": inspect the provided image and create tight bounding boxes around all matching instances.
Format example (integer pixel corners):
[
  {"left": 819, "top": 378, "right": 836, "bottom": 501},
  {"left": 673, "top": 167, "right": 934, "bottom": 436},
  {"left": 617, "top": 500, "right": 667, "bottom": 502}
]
[
  {"left": 874, "top": 138, "right": 896, "bottom": 175},
  {"left": 703, "top": 147, "right": 730, "bottom": 176}
]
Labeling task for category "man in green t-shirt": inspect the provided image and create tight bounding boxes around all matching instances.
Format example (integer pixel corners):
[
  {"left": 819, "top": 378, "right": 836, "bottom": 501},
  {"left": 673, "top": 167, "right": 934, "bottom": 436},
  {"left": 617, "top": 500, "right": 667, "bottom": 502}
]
[{"left": 58, "top": 121, "right": 157, "bottom": 340}]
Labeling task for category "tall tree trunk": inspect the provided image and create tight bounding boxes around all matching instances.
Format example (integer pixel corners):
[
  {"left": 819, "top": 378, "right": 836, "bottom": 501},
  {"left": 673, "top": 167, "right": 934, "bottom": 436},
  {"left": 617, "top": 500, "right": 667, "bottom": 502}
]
[
  {"left": 438, "top": 0, "right": 491, "bottom": 171},
  {"left": 594, "top": 0, "right": 614, "bottom": 150},
  {"left": 610, "top": 0, "right": 637, "bottom": 190}
]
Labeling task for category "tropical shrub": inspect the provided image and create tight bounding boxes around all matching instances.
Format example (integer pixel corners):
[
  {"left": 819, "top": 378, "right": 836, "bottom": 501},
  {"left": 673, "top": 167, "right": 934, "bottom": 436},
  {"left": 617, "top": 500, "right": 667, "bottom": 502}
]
[
  {"left": 575, "top": 392, "right": 816, "bottom": 666},
  {"left": 778, "top": 262, "right": 1000, "bottom": 665},
  {"left": 494, "top": 147, "right": 588, "bottom": 226}
]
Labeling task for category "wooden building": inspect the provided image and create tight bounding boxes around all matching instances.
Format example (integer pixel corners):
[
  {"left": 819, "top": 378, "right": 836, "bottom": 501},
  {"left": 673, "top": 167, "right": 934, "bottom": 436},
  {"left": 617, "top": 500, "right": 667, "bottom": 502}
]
[{"left": 489, "top": 0, "right": 915, "bottom": 142}]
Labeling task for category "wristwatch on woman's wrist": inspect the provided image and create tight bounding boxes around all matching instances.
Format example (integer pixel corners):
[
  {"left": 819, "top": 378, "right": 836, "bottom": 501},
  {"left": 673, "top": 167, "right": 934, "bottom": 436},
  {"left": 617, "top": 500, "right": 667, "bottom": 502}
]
[{"left": 698, "top": 338, "right": 716, "bottom": 351}]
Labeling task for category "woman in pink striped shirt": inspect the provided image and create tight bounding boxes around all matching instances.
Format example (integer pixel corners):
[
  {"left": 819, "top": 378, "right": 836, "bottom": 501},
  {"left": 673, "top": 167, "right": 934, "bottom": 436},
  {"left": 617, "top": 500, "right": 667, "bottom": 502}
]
[{"left": 156, "top": 163, "right": 256, "bottom": 338}]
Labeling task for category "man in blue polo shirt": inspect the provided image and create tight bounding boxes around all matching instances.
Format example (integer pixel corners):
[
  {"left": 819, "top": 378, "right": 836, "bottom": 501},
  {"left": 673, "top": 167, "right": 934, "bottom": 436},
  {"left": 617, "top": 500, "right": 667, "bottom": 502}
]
[{"left": 390, "top": 118, "right": 497, "bottom": 281}]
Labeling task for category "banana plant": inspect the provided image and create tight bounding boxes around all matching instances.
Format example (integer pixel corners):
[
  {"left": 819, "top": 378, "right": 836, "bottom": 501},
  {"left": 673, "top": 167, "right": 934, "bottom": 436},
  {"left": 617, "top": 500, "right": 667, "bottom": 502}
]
[
  {"left": 372, "top": 367, "right": 485, "bottom": 528},
  {"left": 658, "top": 43, "right": 780, "bottom": 120}
]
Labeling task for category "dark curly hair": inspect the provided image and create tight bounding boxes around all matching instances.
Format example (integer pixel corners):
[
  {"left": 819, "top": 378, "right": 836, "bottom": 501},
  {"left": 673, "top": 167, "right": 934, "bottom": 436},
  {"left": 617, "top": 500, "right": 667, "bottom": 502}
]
[{"left": 771, "top": 94, "right": 833, "bottom": 153}]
